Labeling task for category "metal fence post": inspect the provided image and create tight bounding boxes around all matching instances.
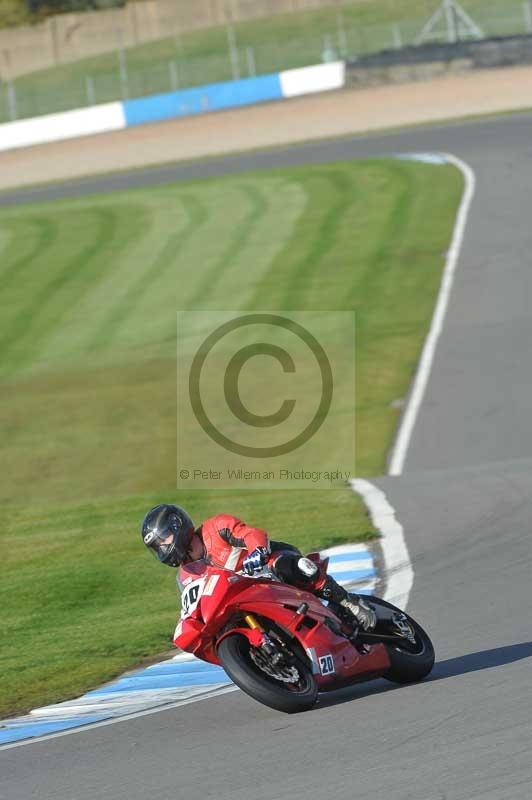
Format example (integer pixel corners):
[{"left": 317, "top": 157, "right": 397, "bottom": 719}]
[
  {"left": 85, "top": 76, "right": 96, "bottom": 106},
  {"left": 7, "top": 81, "right": 17, "bottom": 121},
  {"left": 114, "top": 25, "right": 130, "bottom": 100},
  {"left": 226, "top": 23, "right": 240, "bottom": 81},
  {"left": 50, "top": 16, "right": 60, "bottom": 66},
  {"left": 169, "top": 61, "right": 179, "bottom": 91},
  {"left": 336, "top": 8, "right": 348, "bottom": 57},
  {"left": 523, "top": 1, "right": 532, "bottom": 33},
  {"left": 392, "top": 23, "right": 403, "bottom": 49},
  {"left": 322, "top": 33, "right": 338, "bottom": 62},
  {"left": 118, "top": 48, "right": 129, "bottom": 99},
  {"left": 246, "top": 46, "right": 256, "bottom": 77}
]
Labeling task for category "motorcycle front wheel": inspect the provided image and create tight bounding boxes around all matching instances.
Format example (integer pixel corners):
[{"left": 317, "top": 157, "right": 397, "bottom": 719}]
[{"left": 217, "top": 632, "right": 317, "bottom": 713}]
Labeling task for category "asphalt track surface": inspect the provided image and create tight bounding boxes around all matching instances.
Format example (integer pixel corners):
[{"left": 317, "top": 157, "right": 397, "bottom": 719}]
[{"left": 2, "top": 113, "right": 532, "bottom": 799}]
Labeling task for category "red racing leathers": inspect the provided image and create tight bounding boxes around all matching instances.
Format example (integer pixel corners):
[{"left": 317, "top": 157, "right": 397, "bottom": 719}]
[
  {"left": 179, "top": 514, "right": 269, "bottom": 585},
  {"left": 174, "top": 512, "right": 375, "bottom": 651}
]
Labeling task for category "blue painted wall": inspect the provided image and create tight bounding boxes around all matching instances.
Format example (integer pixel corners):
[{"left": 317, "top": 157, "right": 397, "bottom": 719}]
[{"left": 123, "top": 73, "right": 283, "bottom": 127}]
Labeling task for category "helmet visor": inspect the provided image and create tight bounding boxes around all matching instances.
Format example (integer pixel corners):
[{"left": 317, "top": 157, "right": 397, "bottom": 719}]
[
  {"left": 152, "top": 533, "right": 175, "bottom": 562},
  {"left": 145, "top": 530, "right": 188, "bottom": 566}
]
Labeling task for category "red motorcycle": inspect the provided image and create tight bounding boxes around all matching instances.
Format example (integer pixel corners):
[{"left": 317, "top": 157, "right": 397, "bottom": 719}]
[{"left": 173, "top": 552, "right": 434, "bottom": 713}]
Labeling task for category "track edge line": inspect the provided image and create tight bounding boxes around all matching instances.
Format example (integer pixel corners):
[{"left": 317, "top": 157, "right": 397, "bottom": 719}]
[
  {"left": 350, "top": 478, "right": 413, "bottom": 611},
  {"left": 387, "top": 152, "right": 476, "bottom": 476}
]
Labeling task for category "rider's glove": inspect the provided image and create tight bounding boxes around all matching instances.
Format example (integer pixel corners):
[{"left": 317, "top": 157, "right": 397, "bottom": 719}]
[{"left": 242, "top": 546, "right": 270, "bottom": 575}]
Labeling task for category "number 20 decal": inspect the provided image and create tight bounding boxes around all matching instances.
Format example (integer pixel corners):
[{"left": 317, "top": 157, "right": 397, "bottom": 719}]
[
  {"left": 319, "top": 654, "right": 335, "bottom": 675},
  {"left": 180, "top": 579, "right": 204, "bottom": 619}
]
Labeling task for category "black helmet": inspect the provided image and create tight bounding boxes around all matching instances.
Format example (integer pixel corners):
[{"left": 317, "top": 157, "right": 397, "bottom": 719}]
[{"left": 141, "top": 504, "right": 195, "bottom": 567}]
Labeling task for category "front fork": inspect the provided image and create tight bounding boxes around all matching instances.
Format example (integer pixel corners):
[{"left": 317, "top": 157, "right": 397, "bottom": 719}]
[
  {"left": 243, "top": 613, "right": 263, "bottom": 632},
  {"left": 243, "top": 614, "right": 284, "bottom": 664}
]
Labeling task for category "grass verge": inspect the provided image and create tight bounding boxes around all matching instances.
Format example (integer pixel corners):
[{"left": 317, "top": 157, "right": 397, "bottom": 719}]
[{"left": 0, "top": 157, "right": 462, "bottom": 715}]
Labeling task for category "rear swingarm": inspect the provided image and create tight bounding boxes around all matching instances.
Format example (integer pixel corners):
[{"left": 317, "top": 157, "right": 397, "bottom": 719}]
[{"left": 356, "top": 631, "right": 410, "bottom": 644}]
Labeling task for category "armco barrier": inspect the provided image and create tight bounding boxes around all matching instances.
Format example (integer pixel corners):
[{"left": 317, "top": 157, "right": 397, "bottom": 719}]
[
  {"left": 279, "top": 61, "right": 345, "bottom": 98},
  {"left": 0, "top": 102, "right": 126, "bottom": 154},
  {"left": 122, "top": 73, "right": 283, "bottom": 127},
  {"left": 0, "top": 61, "right": 345, "bottom": 154}
]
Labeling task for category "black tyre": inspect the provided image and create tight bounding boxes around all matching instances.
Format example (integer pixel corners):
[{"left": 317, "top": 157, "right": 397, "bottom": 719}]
[
  {"left": 217, "top": 633, "right": 317, "bottom": 713},
  {"left": 365, "top": 595, "right": 435, "bottom": 684}
]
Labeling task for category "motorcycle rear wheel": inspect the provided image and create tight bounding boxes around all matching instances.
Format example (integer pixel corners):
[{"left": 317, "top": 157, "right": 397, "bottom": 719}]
[
  {"left": 365, "top": 596, "right": 435, "bottom": 684},
  {"left": 217, "top": 632, "right": 317, "bottom": 713}
]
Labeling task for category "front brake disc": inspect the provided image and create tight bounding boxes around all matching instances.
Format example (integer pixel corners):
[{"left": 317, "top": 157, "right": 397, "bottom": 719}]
[{"left": 249, "top": 647, "right": 301, "bottom": 684}]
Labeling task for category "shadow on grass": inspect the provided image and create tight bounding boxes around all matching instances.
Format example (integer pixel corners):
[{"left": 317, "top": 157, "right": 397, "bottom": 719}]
[{"left": 315, "top": 641, "right": 532, "bottom": 710}]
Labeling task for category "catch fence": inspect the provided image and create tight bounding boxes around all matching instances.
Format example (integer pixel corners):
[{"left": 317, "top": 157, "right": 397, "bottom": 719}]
[{"left": 1, "top": 0, "right": 531, "bottom": 124}]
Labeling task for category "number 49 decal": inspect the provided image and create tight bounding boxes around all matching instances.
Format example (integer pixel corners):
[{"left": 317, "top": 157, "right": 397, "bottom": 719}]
[{"left": 319, "top": 654, "right": 335, "bottom": 675}]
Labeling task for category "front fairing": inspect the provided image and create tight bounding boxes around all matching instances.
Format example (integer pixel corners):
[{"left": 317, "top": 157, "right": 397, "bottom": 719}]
[
  {"left": 224, "top": 582, "right": 390, "bottom": 687},
  {"left": 174, "top": 562, "right": 253, "bottom": 661},
  {"left": 174, "top": 562, "right": 391, "bottom": 685},
  {"left": 174, "top": 563, "right": 320, "bottom": 660}
]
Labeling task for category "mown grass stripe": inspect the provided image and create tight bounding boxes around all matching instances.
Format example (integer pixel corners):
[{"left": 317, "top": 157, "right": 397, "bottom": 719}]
[
  {"left": 29, "top": 196, "right": 178, "bottom": 368},
  {"left": 248, "top": 170, "right": 355, "bottom": 310},
  {"left": 186, "top": 183, "right": 268, "bottom": 309},
  {"left": 351, "top": 160, "right": 413, "bottom": 304},
  {"left": 0, "top": 207, "right": 121, "bottom": 373},
  {"left": 281, "top": 170, "right": 354, "bottom": 309},
  {"left": 88, "top": 194, "right": 208, "bottom": 354},
  {"left": 0, "top": 216, "right": 59, "bottom": 289}
]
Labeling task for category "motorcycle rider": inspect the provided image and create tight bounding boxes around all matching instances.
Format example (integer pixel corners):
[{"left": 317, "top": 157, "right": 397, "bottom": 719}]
[{"left": 141, "top": 503, "right": 376, "bottom": 631}]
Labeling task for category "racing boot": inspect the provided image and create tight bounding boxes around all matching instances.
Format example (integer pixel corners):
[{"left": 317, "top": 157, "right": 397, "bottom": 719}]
[{"left": 316, "top": 575, "right": 377, "bottom": 631}]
